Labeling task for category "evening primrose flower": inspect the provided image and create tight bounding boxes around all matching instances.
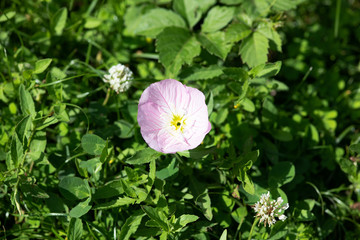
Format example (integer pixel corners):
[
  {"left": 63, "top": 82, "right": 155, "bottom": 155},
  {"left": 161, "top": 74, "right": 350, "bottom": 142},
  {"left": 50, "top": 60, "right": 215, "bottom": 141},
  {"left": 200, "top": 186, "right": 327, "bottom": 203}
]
[
  {"left": 253, "top": 192, "right": 289, "bottom": 227},
  {"left": 103, "top": 64, "right": 133, "bottom": 93},
  {"left": 137, "top": 79, "right": 211, "bottom": 154}
]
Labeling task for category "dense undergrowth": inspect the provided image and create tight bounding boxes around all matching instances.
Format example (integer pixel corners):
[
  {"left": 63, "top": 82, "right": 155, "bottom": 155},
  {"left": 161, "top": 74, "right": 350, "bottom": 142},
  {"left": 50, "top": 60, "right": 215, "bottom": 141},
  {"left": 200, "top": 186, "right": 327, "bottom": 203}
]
[{"left": 1, "top": 0, "right": 360, "bottom": 239}]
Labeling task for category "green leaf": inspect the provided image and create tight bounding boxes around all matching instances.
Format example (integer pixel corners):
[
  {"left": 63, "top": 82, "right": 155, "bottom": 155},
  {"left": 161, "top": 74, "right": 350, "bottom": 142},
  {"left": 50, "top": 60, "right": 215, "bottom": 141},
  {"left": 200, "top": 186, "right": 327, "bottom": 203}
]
[
  {"left": 11, "top": 133, "right": 23, "bottom": 168},
  {"left": 216, "top": 108, "right": 229, "bottom": 125},
  {"left": 28, "top": 131, "right": 47, "bottom": 161},
  {"left": 94, "top": 197, "right": 136, "bottom": 210},
  {"left": 173, "top": 0, "right": 202, "bottom": 28},
  {"left": 220, "top": 0, "right": 243, "bottom": 4},
  {"left": 257, "top": 22, "right": 282, "bottom": 52},
  {"left": 59, "top": 176, "right": 91, "bottom": 201},
  {"left": 52, "top": 8, "right": 68, "bottom": 36},
  {"left": 33, "top": 58, "right": 53, "bottom": 74},
  {"left": 225, "top": 22, "right": 252, "bottom": 43},
  {"left": 19, "top": 84, "right": 36, "bottom": 117},
  {"left": 93, "top": 180, "right": 124, "bottom": 200},
  {"left": 339, "top": 158, "right": 357, "bottom": 178},
  {"left": 241, "top": 98, "right": 255, "bottom": 112},
  {"left": 178, "top": 214, "right": 199, "bottom": 227},
  {"left": 197, "top": 32, "right": 232, "bottom": 60},
  {"left": 197, "top": 0, "right": 216, "bottom": 13},
  {"left": 79, "top": 157, "right": 102, "bottom": 179},
  {"left": 268, "top": 0, "right": 302, "bottom": 11},
  {"left": 16, "top": 116, "right": 32, "bottom": 143},
  {"left": 239, "top": 32, "right": 269, "bottom": 68},
  {"left": 156, "top": 158, "right": 179, "bottom": 180},
  {"left": 201, "top": 6, "right": 234, "bottom": 33},
  {"left": 239, "top": 161, "right": 255, "bottom": 194},
  {"left": 157, "top": 27, "right": 201, "bottom": 76},
  {"left": 127, "top": 148, "right": 162, "bottom": 165},
  {"left": 231, "top": 206, "right": 248, "bottom": 223},
  {"left": 119, "top": 211, "right": 145, "bottom": 240},
  {"left": 132, "top": 8, "right": 186, "bottom": 38},
  {"left": 115, "top": 120, "right": 135, "bottom": 139},
  {"left": 99, "top": 139, "right": 108, "bottom": 163},
  {"left": 189, "top": 177, "right": 213, "bottom": 220},
  {"left": 54, "top": 103, "right": 70, "bottom": 122},
  {"left": 67, "top": 218, "right": 83, "bottom": 240},
  {"left": 178, "top": 146, "right": 216, "bottom": 159},
  {"left": 268, "top": 162, "right": 295, "bottom": 188},
  {"left": 81, "top": 134, "right": 106, "bottom": 155},
  {"left": 36, "top": 116, "right": 59, "bottom": 130},
  {"left": 20, "top": 183, "right": 49, "bottom": 198},
  {"left": 69, "top": 198, "right": 92, "bottom": 218},
  {"left": 349, "top": 143, "right": 360, "bottom": 154},
  {"left": 257, "top": 61, "right": 282, "bottom": 78},
  {"left": 0, "top": 11, "right": 16, "bottom": 22},
  {"left": 142, "top": 206, "right": 170, "bottom": 231},
  {"left": 220, "top": 229, "right": 227, "bottom": 240},
  {"left": 179, "top": 65, "right": 223, "bottom": 81}
]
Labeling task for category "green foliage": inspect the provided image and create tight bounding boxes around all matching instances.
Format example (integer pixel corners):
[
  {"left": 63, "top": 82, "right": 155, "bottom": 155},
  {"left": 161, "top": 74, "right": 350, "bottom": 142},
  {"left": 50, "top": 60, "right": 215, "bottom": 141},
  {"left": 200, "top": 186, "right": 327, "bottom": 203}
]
[{"left": 1, "top": 0, "right": 359, "bottom": 239}]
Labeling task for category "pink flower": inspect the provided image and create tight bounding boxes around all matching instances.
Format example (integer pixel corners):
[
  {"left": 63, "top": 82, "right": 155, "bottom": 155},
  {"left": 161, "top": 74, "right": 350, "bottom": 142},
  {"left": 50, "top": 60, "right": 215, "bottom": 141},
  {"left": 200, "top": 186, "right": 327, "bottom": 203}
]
[{"left": 138, "top": 79, "right": 211, "bottom": 154}]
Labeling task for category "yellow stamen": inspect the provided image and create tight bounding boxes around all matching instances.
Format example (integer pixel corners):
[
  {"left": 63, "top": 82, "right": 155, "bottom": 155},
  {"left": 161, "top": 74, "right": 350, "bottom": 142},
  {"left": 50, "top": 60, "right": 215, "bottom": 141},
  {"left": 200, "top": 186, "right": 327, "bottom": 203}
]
[{"left": 170, "top": 114, "right": 186, "bottom": 132}]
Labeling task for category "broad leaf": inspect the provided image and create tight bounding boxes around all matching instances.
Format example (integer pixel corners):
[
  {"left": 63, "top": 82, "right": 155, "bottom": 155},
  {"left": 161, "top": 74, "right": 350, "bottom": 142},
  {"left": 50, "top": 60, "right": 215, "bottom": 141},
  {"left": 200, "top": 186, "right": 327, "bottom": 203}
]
[
  {"left": 127, "top": 148, "right": 162, "bottom": 165},
  {"left": 33, "top": 59, "right": 52, "bottom": 74},
  {"left": 239, "top": 32, "right": 269, "bottom": 67},
  {"left": 201, "top": 6, "right": 235, "bottom": 33},
  {"left": 156, "top": 158, "right": 178, "bottom": 180},
  {"left": 178, "top": 65, "right": 223, "bottom": 81},
  {"left": 11, "top": 133, "right": 23, "bottom": 168},
  {"left": 173, "top": 0, "right": 202, "bottom": 28},
  {"left": 58, "top": 176, "right": 91, "bottom": 201},
  {"left": 131, "top": 8, "right": 186, "bottom": 38},
  {"left": 68, "top": 218, "right": 83, "bottom": 240},
  {"left": 69, "top": 198, "right": 92, "bottom": 218},
  {"left": 19, "top": 84, "right": 36, "bottom": 117},
  {"left": 142, "top": 206, "right": 170, "bottom": 231},
  {"left": 81, "top": 134, "right": 106, "bottom": 155},
  {"left": 268, "top": 162, "right": 295, "bottom": 188},
  {"left": 119, "top": 211, "right": 145, "bottom": 240},
  {"left": 225, "top": 22, "right": 252, "bottom": 43},
  {"left": 189, "top": 177, "right": 213, "bottom": 220},
  {"left": 220, "top": 229, "right": 227, "bottom": 240},
  {"left": 197, "top": 32, "right": 232, "bottom": 60},
  {"left": 157, "top": 27, "right": 201, "bottom": 76},
  {"left": 257, "top": 22, "right": 282, "bottom": 52},
  {"left": 52, "top": 8, "right": 67, "bottom": 36}
]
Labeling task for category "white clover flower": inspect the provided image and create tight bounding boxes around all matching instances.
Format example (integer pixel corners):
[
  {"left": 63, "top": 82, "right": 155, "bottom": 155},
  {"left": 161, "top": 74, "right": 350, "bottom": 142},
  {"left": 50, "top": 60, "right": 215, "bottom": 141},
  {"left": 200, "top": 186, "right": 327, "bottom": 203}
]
[
  {"left": 103, "top": 64, "right": 133, "bottom": 93},
  {"left": 252, "top": 191, "right": 289, "bottom": 227}
]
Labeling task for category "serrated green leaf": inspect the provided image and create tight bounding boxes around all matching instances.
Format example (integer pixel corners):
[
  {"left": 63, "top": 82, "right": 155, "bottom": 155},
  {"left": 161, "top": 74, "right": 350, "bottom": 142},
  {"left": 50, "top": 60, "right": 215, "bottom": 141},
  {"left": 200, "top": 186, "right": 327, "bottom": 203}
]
[
  {"left": 94, "top": 196, "right": 136, "bottom": 210},
  {"left": 225, "top": 22, "right": 252, "bottom": 43},
  {"left": 257, "top": 22, "right": 282, "bottom": 52},
  {"left": 239, "top": 32, "right": 269, "bottom": 67},
  {"left": 173, "top": 0, "right": 202, "bottom": 28},
  {"left": 197, "top": 0, "right": 216, "bottom": 13},
  {"left": 119, "top": 211, "right": 145, "bottom": 240},
  {"left": 127, "top": 148, "right": 162, "bottom": 165},
  {"left": 69, "top": 198, "right": 92, "bottom": 218},
  {"left": 142, "top": 206, "right": 170, "bottom": 231},
  {"left": 179, "top": 65, "right": 223, "bottom": 81},
  {"left": 59, "top": 176, "right": 91, "bottom": 201},
  {"left": 268, "top": 0, "right": 302, "bottom": 11},
  {"left": 132, "top": 8, "right": 186, "bottom": 38},
  {"left": 81, "top": 134, "right": 106, "bottom": 155},
  {"left": 268, "top": 162, "right": 295, "bottom": 188},
  {"left": 19, "top": 84, "right": 36, "bottom": 117},
  {"left": 201, "top": 6, "right": 234, "bottom": 33},
  {"left": 52, "top": 8, "right": 67, "bottom": 35},
  {"left": 34, "top": 58, "right": 52, "bottom": 74},
  {"left": 68, "top": 218, "right": 83, "bottom": 240},
  {"left": 197, "top": 32, "right": 232, "bottom": 60},
  {"left": 157, "top": 27, "right": 201, "bottom": 76}
]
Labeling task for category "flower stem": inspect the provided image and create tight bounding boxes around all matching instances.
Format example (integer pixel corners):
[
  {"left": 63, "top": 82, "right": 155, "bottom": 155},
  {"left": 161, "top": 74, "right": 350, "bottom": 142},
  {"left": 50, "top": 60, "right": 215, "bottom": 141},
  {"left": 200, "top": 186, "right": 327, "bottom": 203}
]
[
  {"left": 103, "top": 88, "right": 111, "bottom": 106},
  {"left": 248, "top": 217, "right": 259, "bottom": 240}
]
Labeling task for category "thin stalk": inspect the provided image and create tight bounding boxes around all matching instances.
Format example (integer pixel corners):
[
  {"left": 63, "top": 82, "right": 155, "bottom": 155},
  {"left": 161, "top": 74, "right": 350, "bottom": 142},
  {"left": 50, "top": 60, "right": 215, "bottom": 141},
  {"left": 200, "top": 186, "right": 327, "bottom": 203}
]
[{"left": 248, "top": 217, "right": 259, "bottom": 240}]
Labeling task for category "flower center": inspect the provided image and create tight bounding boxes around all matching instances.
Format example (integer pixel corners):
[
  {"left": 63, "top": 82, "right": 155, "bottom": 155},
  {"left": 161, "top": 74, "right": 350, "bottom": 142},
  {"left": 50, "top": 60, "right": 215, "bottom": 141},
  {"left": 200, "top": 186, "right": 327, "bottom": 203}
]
[{"left": 170, "top": 114, "right": 186, "bottom": 132}]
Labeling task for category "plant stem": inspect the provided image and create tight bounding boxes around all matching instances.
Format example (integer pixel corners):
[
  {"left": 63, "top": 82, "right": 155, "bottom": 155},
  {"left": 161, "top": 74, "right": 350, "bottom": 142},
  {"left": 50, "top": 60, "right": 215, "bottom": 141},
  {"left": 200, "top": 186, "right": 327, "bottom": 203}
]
[
  {"left": 248, "top": 217, "right": 259, "bottom": 240},
  {"left": 103, "top": 87, "right": 111, "bottom": 106}
]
